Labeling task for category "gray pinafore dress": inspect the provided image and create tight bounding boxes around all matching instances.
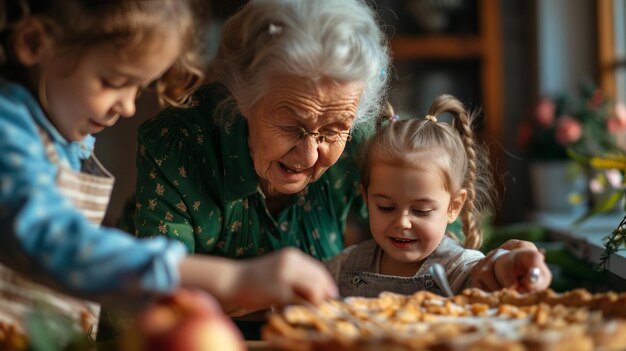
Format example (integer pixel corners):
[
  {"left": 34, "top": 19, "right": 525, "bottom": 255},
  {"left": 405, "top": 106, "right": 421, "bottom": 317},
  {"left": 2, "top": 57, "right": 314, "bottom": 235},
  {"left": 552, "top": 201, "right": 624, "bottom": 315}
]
[
  {"left": 0, "top": 127, "right": 114, "bottom": 338},
  {"left": 338, "top": 236, "right": 481, "bottom": 298}
]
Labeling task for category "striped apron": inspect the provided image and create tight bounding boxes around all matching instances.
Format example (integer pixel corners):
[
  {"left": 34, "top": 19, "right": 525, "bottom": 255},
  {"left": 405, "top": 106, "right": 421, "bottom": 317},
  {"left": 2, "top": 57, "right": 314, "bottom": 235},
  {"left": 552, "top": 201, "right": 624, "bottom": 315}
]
[{"left": 0, "top": 127, "right": 115, "bottom": 340}]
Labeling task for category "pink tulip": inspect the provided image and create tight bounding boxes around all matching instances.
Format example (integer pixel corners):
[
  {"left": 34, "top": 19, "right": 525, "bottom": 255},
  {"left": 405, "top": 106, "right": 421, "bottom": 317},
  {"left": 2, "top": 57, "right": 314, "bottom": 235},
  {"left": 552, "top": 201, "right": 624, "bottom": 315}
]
[
  {"left": 555, "top": 115, "right": 583, "bottom": 145},
  {"left": 535, "top": 97, "right": 556, "bottom": 127},
  {"left": 607, "top": 117, "right": 626, "bottom": 134},
  {"left": 615, "top": 102, "right": 626, "bottom": 121},
  {"left": 605, "top": 169, "right": 623, "bottom": 188},
  {"left": 607, "top": 103, "right": 626, "bottom": 134},
  {"left": 587, "top": 89, "right": 605, "bottom": 109},
  {"left": 589, "top": 178, "right": 604, "bottom": 194}
]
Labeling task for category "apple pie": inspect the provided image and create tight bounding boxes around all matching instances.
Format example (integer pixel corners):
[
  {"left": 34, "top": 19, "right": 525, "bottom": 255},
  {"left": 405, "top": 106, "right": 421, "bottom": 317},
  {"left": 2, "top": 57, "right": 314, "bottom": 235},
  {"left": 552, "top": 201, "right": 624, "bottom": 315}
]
[{"left": 262, "top": 288, "right": 626, "bottom": 351}]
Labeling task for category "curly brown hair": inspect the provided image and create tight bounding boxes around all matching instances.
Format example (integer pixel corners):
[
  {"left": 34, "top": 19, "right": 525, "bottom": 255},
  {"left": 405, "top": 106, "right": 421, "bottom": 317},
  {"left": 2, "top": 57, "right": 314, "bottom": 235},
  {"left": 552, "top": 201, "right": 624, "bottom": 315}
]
[{"left": 0, "top": 0, "right": 205, "bottom": 105}]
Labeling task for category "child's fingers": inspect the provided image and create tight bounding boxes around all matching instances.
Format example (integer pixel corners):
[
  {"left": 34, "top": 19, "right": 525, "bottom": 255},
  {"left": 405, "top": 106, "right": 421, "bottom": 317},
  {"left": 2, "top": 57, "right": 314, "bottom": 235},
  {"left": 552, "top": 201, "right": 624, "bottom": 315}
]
[
  {"left": 290, "top": 262, "right": 338, "bottom": 305},
  {"left": 517, "top": 267, "right": 551, "bottom": 292},
  {"left": 474, "top": 245, "right": 551, "bottom": 293},
  {"left": 513, "top": 250, "right": 552, "bottom": 292},
  {"left": 265, "top": 248, "right": 338, "bottom": 307},
  {"left": 523, "top": 264, "right": 551, "bottom": 291},
  {"left": 493, "top": 256, "right": 522, "bottom": 289},
  {"left": 498, "top": 239, "right": 539, "bottom": 252},
  {"left": 474, "top": 265, "right": 504, "bottom": 291},
  {"left": 527, "top": 267, "right": 541, "bottom": 284},
  {"left": 471, "top": 249, "right": 509, "bottom": 291}
]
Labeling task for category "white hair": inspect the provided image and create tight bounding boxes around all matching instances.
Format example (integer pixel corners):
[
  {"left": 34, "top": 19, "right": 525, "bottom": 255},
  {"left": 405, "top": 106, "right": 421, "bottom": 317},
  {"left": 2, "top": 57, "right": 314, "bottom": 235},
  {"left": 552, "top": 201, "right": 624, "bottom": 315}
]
[{"left": 211, "top": 0, "right": 390, "bottom": 130}]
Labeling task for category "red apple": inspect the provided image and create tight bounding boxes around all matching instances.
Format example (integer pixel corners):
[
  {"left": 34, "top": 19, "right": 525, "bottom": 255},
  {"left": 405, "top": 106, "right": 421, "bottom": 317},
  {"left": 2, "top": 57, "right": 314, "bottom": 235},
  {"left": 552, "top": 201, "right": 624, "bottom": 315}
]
[
  {"left": 122, "top": 288, "right": 245, "bottom": 351},
  {"left": 142, "top": 314, "right": 245, "bottom": 351}
]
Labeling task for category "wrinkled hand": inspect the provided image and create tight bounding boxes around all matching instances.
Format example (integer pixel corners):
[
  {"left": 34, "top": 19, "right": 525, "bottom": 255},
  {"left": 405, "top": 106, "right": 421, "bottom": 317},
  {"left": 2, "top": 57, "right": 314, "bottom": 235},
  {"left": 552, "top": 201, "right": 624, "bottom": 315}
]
[
  {"left": 471, "top": 239, "right": 551, "bottom": 292},
  {"left": 228, "top": 248, "right": 338, "bottom": 312}
]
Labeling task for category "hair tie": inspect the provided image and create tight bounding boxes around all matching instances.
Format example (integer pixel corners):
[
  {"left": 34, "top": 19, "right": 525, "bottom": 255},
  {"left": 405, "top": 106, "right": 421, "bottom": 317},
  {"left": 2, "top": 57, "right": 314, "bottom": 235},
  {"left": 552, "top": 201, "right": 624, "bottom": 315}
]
[
  {"left": 425, "top": 115, "right": 437, "bottom": 123},
  {"left": 388, "top": 114, "right": 400, "bottom": 122},
  {"left": 268, "top": 23, "right": 283, "bottom": 36}
]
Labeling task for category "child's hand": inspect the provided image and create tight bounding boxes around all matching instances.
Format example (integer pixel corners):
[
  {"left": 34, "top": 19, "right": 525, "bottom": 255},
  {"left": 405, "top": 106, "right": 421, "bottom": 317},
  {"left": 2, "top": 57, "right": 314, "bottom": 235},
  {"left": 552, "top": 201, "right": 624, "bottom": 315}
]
[
  {"left": 471, "top": 239, "right": 545, "bottom": 291},
  {"left": 227, "top": 248, "right": 338, "bottom": 311},
  {"left": 494, "top": 249, "right": 552, "bottom": 292},
  {"left": 180, "top": 248, "right": 338, "bottom": 314},
  {"left": 492, "top": 249, "right": 552, "bottom": 292}
]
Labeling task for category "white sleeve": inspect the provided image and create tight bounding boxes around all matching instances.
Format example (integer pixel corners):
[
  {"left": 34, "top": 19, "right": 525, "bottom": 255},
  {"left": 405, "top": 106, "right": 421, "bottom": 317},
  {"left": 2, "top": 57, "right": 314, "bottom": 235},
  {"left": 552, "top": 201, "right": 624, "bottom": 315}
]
[{"left": 446, "top": 249, "right": 485, "bottom": 293}]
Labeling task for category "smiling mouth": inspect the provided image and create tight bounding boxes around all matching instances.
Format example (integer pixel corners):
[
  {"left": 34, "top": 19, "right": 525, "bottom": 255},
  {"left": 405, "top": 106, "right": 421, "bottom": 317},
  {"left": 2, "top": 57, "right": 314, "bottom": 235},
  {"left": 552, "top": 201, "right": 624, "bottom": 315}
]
[
  {"left": 390, "top": 237, "right": 418, "bottom": 243},
  {"left": 89, "top": 120, "right": 107, "bottom": 128},
  {"left": 279, "top": 162, "right": 305, "bottom": 174}
]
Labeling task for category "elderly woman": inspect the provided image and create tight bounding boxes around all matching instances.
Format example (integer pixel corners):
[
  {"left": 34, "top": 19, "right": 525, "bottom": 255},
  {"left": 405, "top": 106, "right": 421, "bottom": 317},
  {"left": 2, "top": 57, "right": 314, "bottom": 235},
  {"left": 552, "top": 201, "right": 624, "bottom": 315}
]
[
  {"left": 132, "top": 0, "right": 387, "bottom": 261},
  {"left": 131, "top": 0, "right": 546, "bottom": 311}
]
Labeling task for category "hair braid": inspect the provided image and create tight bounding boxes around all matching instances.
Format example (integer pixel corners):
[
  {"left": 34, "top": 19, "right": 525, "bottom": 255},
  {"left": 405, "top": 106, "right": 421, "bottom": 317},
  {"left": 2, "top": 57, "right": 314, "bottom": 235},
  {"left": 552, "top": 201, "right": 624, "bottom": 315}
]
[
  {"left": 456, "top": 108, "right": 481, "bottom": 249},
  {"left": 427, "top": 95, "right": 495, "bottom": 250}
]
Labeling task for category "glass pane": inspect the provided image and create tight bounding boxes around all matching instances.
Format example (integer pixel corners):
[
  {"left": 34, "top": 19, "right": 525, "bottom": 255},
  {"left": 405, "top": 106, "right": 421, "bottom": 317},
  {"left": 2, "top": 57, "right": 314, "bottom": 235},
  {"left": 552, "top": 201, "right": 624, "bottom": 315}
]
[{"left": 614, "top": 0, "right": 625, "bottom": 57}]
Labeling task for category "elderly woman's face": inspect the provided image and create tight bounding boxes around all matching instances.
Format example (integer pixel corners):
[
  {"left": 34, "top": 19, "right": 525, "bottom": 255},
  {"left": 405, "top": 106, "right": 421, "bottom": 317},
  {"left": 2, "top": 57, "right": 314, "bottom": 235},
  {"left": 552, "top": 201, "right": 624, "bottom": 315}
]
[{"left": 244, "top": 76, "right": 363, "bottom": 197}]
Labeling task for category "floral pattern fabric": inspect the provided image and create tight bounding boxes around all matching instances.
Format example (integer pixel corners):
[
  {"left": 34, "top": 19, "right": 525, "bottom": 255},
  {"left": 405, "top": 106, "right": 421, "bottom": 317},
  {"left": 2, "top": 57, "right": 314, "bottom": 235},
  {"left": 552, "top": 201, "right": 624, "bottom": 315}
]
[{"left": 132, "top": 82, "right": 369, "bottom": 260}]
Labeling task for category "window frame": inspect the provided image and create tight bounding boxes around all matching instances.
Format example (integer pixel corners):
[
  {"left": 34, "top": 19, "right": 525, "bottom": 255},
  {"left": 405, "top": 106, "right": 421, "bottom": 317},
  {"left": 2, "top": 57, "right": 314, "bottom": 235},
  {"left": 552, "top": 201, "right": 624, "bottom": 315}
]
[{"left": 598, "top": 0, "right": 626, "bottom": 101}]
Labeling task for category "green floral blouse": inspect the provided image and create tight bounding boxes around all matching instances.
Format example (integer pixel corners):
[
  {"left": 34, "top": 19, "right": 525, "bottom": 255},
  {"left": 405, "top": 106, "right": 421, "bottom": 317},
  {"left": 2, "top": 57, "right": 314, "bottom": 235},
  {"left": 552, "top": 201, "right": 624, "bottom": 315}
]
[{"left": 132, "top": 82, "right": 369, "bottom": 260}]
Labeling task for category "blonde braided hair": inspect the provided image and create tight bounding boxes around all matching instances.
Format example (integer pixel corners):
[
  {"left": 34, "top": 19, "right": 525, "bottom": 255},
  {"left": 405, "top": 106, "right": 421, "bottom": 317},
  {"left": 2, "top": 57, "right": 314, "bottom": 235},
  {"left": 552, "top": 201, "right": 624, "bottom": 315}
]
[
  {"left": 361, "top": 95, "right": 496, "bottom": 249},
  {"left": 426, "top": 95, "right": 495, "bottom": 249}
]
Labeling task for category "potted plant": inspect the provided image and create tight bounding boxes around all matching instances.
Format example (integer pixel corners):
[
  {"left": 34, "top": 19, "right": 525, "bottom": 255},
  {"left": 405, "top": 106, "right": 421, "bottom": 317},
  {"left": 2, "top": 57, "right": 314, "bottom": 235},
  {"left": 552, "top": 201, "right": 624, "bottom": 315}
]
[
  {"left": 565, "top": 94, "right": 626, "bottom": 271},
  {"left": 565, "top": 86, "right": 626, "bottom": 220},
  {"left": 518, "top": 90, "right": 587, "bottom": 213}
]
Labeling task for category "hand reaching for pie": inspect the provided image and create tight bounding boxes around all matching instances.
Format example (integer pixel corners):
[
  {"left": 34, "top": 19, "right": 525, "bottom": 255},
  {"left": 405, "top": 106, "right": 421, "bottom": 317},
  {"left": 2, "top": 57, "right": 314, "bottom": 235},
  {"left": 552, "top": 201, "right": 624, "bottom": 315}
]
[
  {"left": 471, "top": 239, "right": 552, "bottom": 292},
  {"left": 492, "top": 249, "right": 552, "bottom": 292}
]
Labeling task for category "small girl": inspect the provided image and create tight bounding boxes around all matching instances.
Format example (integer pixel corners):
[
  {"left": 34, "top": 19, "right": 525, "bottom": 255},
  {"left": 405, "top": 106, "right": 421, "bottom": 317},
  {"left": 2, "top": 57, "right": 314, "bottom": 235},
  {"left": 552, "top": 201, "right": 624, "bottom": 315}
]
[
  {"left": 325, "top": 95, "right": 551, "bottom": 297},
  {"left": 0, "top": 0, "right": 336, "bottom": 336}
]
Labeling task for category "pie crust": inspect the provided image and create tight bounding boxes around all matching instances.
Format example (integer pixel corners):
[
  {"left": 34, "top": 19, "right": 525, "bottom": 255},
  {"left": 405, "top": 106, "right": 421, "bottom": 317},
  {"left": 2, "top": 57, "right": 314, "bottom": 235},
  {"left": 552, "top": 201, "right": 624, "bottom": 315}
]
[{"left": 262, "top": 288, "right": 626, "bottom": 351}]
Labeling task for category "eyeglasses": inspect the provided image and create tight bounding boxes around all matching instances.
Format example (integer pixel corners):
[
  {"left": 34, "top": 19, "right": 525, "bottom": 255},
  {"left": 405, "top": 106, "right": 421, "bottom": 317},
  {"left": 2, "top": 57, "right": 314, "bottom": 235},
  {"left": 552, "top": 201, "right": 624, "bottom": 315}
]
[{"left": 295, "top": 127, "right": 352, "bottom": 144}]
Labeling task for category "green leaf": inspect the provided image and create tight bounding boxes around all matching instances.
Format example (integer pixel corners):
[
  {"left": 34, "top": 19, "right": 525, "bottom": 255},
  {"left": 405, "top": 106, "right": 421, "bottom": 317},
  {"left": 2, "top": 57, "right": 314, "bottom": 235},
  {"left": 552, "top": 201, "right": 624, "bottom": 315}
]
[
  {"left": 566, "top": 148, "right": 590, "bottom": 164},
  {"left": 598, "top": 215, "right": 626, "bottom": 271},
  {"left": 599, "top": 192, "right": 625, "bottom": 211},
  {"left": 574, "top": 192, "right": 624, "bottom": 226}
]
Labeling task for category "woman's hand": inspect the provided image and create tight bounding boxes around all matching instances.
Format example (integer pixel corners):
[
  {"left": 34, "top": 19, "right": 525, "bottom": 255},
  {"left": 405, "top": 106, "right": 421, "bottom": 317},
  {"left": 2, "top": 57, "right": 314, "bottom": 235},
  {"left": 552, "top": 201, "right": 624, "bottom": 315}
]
[
  {"left": 179, "top": 248, "right": 338, "bottom": 314},
  {"left": 470, "top": 239, "right": 552, "bottom": 292}
]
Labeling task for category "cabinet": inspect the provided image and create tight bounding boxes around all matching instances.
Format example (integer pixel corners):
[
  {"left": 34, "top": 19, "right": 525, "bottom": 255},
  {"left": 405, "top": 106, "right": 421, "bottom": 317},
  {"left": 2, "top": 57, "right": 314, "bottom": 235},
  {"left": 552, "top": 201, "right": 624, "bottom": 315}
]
[{"left": 379, "top": 0, "right": 503, "bottom": 143}]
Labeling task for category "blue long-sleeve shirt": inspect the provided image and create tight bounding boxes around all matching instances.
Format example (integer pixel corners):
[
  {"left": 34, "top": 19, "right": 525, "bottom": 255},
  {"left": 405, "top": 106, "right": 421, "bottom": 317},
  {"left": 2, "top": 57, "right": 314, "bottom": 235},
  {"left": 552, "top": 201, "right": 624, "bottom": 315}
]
[{"left": 0, "top": 80, "right": 187, "bottom": 300}]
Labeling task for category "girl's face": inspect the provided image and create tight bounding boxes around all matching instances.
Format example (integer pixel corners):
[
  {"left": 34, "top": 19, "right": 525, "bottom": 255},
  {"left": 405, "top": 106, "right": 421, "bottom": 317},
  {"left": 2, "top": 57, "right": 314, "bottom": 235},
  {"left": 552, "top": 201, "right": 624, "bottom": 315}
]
[
  {"left": 365, "top": 162, "right": 466, "bottom": 274},
  {"left": 244, "top": 76, "right": 363, "bottom": 197},
  {"left": 41, "top": 30, "right": 180, "bottom": 141}
]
